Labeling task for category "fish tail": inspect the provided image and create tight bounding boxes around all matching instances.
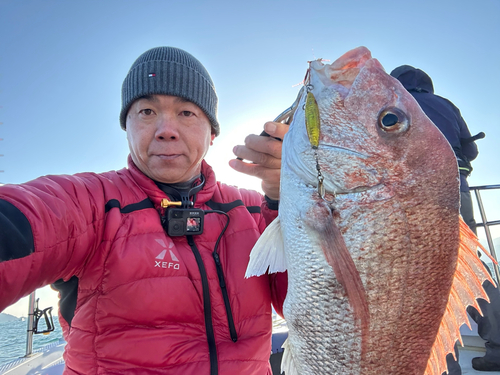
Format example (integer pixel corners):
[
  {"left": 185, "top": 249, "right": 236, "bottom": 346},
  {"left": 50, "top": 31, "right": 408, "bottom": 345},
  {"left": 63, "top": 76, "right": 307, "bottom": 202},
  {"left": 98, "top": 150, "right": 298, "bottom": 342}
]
[{"left": 425, "top": 217, "right": 495, "bottom": 375}]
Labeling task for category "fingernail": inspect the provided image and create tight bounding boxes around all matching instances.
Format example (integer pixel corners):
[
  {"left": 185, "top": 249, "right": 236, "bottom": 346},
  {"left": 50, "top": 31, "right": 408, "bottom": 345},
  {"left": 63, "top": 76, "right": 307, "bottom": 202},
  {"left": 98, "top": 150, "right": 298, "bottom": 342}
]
[
  {"left": 265, "top": 123, "right": 276, "bottom": 134},
  {"left": 233, "top": 146, "right": 238, "bottom": 154}
]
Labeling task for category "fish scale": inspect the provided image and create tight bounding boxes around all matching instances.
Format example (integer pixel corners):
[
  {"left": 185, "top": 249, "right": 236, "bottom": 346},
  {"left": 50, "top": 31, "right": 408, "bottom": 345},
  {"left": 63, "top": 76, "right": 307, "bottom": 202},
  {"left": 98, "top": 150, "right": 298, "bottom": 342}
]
[{"left": 279, "top": 171, "right": 360, "bottom": 374}]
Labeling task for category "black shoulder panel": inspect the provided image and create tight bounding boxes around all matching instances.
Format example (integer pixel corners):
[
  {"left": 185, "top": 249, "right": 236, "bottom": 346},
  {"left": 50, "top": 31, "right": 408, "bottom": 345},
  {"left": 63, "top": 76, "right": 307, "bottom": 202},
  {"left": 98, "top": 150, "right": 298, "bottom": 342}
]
[
  {"left": 0, "top": 199, "right": 35, "bottom": 262},
  {"left": 105, "top": 198, "right": 154, "bottom": 213},
  {"left": 247, "top": 206, "right": 261, "bottom": 213},
  {"left": 205, "top": 199, "right": 261, "bottom": 214}
]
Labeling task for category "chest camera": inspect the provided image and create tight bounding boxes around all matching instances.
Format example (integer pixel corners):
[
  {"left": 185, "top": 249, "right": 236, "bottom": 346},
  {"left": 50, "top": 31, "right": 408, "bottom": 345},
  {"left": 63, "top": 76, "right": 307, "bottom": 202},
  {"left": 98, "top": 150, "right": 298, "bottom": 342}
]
[{"left": 166, "top": 208, "right": 204, "bottom": 236}]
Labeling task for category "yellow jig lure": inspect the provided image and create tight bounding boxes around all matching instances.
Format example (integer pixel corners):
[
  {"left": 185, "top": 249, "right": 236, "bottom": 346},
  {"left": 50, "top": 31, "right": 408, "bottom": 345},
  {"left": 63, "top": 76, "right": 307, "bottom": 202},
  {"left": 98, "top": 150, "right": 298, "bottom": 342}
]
[{"left": 305, "top": 92, "right": 320, "bottom": 148}]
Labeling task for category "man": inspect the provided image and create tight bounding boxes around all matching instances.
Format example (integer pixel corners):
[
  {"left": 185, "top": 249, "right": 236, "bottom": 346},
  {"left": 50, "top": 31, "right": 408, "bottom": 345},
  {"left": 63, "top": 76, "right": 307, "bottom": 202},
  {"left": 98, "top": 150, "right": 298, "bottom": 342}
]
[
  {"left": 0, "top": 47, "right": 288, "bottom": 374},
  {"left": 391, "top": 65, "right": 500, "bottom": 373}
]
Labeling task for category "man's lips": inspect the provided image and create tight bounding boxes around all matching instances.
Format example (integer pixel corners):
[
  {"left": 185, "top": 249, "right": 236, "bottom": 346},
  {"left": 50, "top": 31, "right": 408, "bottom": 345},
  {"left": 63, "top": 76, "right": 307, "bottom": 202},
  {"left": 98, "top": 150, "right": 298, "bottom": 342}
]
[{"left": 153, "top": 153, "right": 182, "bottom": 160}]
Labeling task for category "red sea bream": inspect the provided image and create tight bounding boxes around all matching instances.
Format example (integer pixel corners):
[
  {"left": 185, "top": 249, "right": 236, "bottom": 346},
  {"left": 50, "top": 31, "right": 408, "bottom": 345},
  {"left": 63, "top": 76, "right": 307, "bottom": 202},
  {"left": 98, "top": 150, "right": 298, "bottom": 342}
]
[{"left": 246, "top": 46, "right": 494, "bottom": 375}]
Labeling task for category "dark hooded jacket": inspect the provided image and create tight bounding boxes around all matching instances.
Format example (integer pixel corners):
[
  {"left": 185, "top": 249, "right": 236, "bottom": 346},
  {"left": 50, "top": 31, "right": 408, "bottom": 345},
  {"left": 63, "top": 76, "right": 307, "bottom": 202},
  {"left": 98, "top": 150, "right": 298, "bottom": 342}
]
[{"left": 390, "top": 65, "right": 478, "bottom": 191}]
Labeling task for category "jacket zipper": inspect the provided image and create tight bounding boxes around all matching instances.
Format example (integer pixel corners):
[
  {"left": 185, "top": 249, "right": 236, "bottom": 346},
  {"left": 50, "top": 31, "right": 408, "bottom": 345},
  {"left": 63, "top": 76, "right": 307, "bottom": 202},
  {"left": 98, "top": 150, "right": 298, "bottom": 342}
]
[
  {"left": 213, "top": 252, "right": 238, "bottom": 342},
  {"left": 187, "top": 235, "right": 218, "bottom": 375}
]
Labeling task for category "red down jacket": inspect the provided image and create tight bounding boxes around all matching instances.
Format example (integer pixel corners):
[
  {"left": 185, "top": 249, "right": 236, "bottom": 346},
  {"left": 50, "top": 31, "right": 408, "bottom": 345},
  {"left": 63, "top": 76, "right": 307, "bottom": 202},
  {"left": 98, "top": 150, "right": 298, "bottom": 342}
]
[{"left": 0, "top": 157, "right": 287, "bottom": 374}]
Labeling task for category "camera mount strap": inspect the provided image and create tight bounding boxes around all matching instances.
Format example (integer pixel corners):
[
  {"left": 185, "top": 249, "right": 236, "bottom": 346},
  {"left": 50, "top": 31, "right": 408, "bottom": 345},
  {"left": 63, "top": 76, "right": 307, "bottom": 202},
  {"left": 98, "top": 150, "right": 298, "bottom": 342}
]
[{"left": 157, "top": 175, "right": 206, "bottom": 208}]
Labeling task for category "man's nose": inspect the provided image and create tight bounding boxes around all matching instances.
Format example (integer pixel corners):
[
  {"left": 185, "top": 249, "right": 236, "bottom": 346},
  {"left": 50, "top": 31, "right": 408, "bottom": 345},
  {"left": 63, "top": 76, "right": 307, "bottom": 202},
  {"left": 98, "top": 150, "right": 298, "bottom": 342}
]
[{"left": 155, "top": 115, "right": 180, "bottom": 140}]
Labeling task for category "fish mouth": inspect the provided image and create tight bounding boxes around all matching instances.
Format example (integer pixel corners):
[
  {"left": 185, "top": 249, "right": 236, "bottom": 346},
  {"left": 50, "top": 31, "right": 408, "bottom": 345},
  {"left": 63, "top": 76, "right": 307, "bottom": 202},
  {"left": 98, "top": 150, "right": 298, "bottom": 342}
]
[{"left": 310, "top": 46, "right": 373, "bottom": 91}]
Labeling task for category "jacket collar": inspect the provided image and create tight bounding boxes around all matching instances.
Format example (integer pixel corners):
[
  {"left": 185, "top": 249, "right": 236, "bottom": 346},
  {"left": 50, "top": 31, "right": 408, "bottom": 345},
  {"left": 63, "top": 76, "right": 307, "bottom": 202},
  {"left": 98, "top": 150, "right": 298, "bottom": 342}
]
[{"left": 126, "top": 155, "right": 217, "bottom": 209}]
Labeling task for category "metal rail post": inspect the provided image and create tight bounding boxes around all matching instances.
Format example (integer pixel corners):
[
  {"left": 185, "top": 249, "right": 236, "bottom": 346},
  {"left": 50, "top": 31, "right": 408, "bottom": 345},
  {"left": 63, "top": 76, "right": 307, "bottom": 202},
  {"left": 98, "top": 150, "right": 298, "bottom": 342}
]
[
  {"left": 25, "top": 291, "right": 36, "bottom": 357},
  {"left": 471, "top": 184, "right": 500, "bottom": 284}
]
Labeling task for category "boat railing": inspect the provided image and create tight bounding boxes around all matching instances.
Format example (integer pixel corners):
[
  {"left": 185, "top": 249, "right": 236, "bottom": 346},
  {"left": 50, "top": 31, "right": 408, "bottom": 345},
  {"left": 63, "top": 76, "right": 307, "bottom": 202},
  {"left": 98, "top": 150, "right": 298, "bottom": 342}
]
[
  {"left": 470, "top": 184, "right": 500, "bottom": 284},
  {"left": 24, "top": 292, "right": 55, "bottom": 357}
]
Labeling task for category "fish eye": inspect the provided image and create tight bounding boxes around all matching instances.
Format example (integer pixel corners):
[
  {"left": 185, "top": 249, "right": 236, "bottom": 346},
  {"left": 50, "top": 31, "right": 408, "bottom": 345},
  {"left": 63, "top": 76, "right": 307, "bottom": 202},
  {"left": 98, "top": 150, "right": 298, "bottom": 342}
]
[
  {"left": 382, "top": 113, "right": 398, "bottom": 127},
  {"left": 377, "top": 107, "right": 409, "bottom": 133}
]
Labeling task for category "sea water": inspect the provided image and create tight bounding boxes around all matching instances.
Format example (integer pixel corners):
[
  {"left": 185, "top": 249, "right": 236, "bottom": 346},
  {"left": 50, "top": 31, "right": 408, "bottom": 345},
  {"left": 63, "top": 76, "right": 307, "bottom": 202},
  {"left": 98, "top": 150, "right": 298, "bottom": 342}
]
[{"left": 0, "top": 318, "right": 63, "bottom": 366}]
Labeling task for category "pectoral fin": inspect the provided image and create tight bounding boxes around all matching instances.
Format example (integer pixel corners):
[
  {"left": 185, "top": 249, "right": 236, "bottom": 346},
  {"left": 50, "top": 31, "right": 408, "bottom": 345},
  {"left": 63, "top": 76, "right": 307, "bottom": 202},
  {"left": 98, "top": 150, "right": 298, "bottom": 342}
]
[
  {"left": 305, "top": 201, "right": 370, "bottom": 353},
  {"left": 245, "top": 217, "right": 287, "bottom": 277},
  {"left": 320, "top": 215, "right": 370, "bottom": 347}
]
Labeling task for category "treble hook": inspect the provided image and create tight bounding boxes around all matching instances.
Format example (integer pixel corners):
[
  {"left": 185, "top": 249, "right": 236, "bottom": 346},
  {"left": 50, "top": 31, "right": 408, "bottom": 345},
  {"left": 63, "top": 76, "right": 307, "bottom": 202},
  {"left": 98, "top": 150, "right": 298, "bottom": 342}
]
[{"left": 318, "top": 179, "right": 335, "bottom": 203}]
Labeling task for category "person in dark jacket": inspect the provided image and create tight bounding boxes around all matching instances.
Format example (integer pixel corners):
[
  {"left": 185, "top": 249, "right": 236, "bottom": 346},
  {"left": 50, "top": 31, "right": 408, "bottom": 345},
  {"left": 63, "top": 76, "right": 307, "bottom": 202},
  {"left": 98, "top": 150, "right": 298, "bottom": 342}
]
[
  {"left": 0, "top": 46, "right": 288, "bottom": 375},
  {"left": 390, "top": 65, "right": 479, "bottom": 233},
  {"left": 391, "top": 65, "right": 500, "bottom": 373}
]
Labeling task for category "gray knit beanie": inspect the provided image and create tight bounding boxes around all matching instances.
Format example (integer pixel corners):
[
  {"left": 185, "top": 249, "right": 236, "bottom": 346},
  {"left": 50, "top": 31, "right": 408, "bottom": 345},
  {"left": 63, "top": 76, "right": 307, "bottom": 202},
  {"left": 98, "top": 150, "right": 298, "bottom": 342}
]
[{"left": 120, "top": 47, "right": 220, "bottom": 136}]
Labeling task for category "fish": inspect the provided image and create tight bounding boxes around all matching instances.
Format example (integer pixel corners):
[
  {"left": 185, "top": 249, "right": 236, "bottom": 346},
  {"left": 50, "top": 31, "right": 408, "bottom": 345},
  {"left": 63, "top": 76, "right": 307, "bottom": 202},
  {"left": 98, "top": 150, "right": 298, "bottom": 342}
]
[{"left": 246, "top": 46, "right": 495, "bottom": 375}]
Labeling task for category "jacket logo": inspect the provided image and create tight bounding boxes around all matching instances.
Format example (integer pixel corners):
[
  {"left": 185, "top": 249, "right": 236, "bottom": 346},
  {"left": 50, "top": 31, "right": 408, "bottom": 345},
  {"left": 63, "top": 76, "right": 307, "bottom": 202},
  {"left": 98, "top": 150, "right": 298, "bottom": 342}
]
[{"left": 154, "top": 239, "right": 180, "bottom": 270}]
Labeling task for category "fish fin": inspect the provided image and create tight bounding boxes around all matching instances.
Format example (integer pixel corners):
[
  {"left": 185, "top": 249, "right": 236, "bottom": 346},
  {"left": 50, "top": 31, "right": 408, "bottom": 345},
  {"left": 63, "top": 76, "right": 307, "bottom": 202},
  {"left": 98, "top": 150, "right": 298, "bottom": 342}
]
[
  {"left": 281, "top": 338, "right": 299, "bottom": 375},
  {"left": 245, "top": 217, "right": 287, "bottom": 277},
  {"left": 311, "top": 206, "right": 370, "bottom": 351},
  {"left": 425, "top": 217, "right": 496, "bottom": 375}
]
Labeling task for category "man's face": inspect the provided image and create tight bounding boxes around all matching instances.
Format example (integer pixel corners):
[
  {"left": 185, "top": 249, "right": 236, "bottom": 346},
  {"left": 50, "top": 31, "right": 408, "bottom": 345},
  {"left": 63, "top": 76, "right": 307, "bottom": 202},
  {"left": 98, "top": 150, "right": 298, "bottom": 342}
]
[{"left": 126, "top": 95, "right": 215, "bottom": 184}]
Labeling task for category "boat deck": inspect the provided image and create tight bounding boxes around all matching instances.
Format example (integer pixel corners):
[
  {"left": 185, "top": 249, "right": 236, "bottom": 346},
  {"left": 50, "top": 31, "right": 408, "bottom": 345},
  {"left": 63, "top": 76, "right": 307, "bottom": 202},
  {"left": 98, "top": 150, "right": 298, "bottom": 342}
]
[
  {"left": 459, "top": 320, "right": 500, "bottom": 375},
  {"left": 0, "top": 339, "right": 65, "bottom": 375}
]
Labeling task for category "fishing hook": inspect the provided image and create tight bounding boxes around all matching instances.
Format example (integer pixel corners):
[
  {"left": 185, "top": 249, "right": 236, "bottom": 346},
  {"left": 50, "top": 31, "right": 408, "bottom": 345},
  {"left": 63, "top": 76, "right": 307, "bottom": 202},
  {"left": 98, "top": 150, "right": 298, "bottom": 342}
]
[{"left": 314, "top": 149, "right": 335, "bottom": 203}]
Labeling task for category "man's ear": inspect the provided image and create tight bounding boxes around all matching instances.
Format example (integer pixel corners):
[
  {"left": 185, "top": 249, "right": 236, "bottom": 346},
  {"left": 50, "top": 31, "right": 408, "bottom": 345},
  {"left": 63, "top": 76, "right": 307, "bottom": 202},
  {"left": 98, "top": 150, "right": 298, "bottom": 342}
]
[{"left": 210, "top": 133, "right": 215, "bottom": 146}]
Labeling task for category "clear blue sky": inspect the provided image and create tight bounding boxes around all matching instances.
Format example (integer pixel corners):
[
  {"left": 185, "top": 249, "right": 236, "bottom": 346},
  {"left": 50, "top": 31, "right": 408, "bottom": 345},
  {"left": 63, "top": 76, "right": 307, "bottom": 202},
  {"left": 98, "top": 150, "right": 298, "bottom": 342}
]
[{"left": 1, "top": 0, "right": 499, "bottom": 316}]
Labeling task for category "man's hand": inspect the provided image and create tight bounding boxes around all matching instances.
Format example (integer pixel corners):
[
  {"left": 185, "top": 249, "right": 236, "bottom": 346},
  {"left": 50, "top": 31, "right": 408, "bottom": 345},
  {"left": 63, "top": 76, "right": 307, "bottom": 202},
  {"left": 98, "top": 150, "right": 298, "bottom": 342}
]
[{"left": 229, "top": 122, "right": 290, "bottom": 200}]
